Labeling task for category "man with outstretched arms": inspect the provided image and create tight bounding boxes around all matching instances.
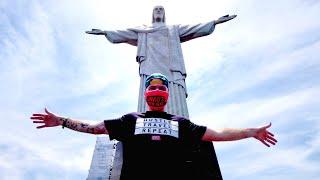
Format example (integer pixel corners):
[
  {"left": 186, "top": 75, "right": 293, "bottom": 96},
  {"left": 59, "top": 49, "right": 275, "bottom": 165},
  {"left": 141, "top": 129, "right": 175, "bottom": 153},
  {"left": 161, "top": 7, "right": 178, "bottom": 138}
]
[{"left": 31, "top": 73, "right": 277, "bottom": 180}]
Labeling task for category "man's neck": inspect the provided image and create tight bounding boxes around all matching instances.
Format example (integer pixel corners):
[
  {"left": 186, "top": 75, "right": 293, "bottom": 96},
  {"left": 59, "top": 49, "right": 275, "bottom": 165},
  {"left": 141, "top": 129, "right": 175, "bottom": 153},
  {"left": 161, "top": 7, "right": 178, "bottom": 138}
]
[{"left": 147, "top": 108, "right": 165, "bottom": 112}]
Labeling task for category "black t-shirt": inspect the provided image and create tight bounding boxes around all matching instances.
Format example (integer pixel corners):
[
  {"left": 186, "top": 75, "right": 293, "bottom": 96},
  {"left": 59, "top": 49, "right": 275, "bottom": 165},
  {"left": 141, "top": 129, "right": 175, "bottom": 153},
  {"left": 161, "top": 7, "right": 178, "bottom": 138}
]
[{"left": 104, "top": 111, "right": 207, "bottom": 180}]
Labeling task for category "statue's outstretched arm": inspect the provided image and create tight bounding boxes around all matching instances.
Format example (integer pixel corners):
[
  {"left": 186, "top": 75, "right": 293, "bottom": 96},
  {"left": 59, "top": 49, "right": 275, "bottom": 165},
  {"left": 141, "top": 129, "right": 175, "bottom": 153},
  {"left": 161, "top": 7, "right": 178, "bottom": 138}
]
[
  {"left": 85, "top": 28, "right": 138, "bottom": 45},
  {"left": 85, "top": 29, "right": 107, "bottom": 35},
  {"left": 214, "top": 14, "right": 237, "bottom": 25}
]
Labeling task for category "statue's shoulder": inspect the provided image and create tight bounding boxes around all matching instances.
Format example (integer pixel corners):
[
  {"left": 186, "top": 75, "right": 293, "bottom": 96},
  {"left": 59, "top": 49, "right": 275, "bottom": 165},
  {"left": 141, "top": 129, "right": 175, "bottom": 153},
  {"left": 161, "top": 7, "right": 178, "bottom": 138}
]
[
  {"left": 128, "top": 24, "right": 150, "bottom": 32},
  {"left": 129, "top": 24, "right": 173, "bottom": 33}
]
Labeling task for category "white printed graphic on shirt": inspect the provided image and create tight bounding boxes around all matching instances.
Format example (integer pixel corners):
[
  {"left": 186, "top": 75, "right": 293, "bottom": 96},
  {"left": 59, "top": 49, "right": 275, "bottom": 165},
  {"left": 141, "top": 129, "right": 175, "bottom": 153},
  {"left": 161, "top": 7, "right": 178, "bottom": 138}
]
[{"left": 134, "top": 118, "right": 179, "bottom": 138}]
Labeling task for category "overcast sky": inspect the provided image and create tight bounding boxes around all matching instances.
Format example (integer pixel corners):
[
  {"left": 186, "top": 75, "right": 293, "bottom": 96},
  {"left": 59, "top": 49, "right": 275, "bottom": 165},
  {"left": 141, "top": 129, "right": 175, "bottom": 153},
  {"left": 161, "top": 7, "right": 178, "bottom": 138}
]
[{"left": 1, "top": 0, "right": 320, "bottom": 179}]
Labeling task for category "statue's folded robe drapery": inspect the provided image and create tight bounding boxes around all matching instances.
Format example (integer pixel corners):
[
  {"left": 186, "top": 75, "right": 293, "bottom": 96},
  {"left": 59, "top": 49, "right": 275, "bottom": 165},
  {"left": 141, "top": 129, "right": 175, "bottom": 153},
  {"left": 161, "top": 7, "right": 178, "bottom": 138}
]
[{"left": 104, "top": 21, "right": 216, "bottom": 93}]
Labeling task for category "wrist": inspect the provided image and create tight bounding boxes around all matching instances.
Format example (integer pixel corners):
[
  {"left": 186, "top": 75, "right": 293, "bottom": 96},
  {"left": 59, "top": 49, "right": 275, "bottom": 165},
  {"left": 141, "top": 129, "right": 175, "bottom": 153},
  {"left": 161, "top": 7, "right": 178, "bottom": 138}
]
[
  {"left": 57, "top": 117, "right": 64, "bottom": 125},
  {"left": 59, "top": 117, "right": 69, "bottom": 128},
  {"left": 245, "top": 128, "right": 256, "bottom": 138}
]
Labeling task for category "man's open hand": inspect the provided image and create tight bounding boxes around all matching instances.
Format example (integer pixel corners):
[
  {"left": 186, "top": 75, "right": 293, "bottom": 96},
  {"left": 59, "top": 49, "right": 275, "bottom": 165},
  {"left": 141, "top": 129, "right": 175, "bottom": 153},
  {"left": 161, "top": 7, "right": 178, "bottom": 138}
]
[
  {"left": 30, "top": 108, "right": 61, "bottom": 129},
  {"left": 253, "top": 123, "right": 277, "bottom": 147}
]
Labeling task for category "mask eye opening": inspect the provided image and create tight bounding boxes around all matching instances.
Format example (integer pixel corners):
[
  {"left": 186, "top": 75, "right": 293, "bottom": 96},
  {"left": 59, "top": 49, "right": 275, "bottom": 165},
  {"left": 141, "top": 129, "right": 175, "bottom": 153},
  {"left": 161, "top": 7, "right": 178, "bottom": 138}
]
[{"left": 147, "top": 85, "right": 167, "bottom": 91}]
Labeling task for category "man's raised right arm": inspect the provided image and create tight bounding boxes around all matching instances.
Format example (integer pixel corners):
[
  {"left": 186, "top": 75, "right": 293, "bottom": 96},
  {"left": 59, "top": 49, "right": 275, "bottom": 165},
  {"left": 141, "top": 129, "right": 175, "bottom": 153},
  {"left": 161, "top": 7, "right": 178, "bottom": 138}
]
[{"left": 30, "top": 108, "right": 107, "bottom": 135}]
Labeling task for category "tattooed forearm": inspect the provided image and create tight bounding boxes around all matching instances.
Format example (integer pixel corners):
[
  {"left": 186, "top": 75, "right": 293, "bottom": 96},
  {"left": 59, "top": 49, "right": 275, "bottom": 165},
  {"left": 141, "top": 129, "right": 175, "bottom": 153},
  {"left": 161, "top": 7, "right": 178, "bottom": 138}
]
[
  {"left": 80, "top": 123, "right": 89, "bottom": 128},
  {"left": 60, "top": 118, "right": 107, "bottom": 134},
  {"left": 87, "top": 127, "right": 95, "bottom": 134}
]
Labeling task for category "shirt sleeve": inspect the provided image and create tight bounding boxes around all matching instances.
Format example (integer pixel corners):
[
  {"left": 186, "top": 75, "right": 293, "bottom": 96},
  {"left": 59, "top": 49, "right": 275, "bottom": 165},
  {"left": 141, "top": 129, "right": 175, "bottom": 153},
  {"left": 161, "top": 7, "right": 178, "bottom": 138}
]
[
  {"left": 180, "top": 120, "right": 207, "bottom": 142},
  {"left": 104, "top": 114, "right": 136, "bottom": 141}
]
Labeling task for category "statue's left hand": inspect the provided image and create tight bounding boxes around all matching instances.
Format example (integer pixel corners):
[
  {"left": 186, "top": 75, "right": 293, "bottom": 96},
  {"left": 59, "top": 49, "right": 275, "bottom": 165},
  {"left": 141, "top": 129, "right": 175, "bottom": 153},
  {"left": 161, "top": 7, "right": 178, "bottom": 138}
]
[{"left": 215, "top": 14, "right": 237, "bottom": 25}]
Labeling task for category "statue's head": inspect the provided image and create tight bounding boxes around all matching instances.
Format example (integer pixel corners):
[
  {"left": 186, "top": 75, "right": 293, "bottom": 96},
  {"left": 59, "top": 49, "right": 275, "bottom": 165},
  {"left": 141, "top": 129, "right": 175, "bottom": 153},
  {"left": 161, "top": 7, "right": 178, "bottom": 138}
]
[
  {"left": 152, "top": 5, "right": 166, "bottom": 23},
  {"left": 144, "top": 73, "right": 169, "bottom": 111}
]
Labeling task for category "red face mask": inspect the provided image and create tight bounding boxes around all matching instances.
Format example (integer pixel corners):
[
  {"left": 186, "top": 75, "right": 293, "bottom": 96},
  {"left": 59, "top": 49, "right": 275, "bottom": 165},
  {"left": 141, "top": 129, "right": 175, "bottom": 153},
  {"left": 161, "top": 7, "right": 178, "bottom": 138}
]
[{"left": 145, "top": 85, "right": 169, "bottom": 111}]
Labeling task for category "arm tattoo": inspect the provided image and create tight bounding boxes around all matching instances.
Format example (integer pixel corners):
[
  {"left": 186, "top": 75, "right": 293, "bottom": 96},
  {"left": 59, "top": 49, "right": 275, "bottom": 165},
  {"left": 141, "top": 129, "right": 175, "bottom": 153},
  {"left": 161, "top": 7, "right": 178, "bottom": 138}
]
[{"left": 61, "top": 118, "right": 106, "bottom": 134}]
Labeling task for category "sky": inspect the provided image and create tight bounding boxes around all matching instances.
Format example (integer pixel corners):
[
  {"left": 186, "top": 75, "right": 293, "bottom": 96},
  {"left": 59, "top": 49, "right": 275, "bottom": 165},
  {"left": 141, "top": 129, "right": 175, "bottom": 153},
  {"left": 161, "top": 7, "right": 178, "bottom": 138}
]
[{"left": 0, "top": 0, "right": 320, "bottom": 179}]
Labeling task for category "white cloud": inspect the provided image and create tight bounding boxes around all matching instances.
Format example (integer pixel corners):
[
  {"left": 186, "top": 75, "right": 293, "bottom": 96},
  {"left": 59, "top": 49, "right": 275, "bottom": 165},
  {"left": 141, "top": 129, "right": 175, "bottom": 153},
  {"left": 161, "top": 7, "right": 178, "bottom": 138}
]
[
  {"left": 0, "top": 132, "right": 92, "bottom": 179},
  {"left": 191, "top": 86, "right": 320, "bottom": 128},
  {"left": 187, "top": 36, "right": 320, "bottom": 108}
]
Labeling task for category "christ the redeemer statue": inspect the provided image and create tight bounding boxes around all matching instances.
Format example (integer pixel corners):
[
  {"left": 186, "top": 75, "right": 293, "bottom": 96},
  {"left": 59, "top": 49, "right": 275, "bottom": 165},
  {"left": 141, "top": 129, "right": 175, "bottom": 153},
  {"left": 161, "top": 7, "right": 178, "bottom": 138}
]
[{"left": 86, "top": 5, "right": 236, "bottom": 118}]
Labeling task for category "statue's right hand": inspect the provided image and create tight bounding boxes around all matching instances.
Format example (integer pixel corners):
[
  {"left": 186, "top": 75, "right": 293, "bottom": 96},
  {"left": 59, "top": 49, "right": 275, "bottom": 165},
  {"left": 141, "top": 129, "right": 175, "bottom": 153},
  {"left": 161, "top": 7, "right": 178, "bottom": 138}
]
[
  {"left": 85, "top": 29, "right": 106, "bottom": 35},
  {"left": 215, "top": 14, "right": 237, "bottom": 25}
]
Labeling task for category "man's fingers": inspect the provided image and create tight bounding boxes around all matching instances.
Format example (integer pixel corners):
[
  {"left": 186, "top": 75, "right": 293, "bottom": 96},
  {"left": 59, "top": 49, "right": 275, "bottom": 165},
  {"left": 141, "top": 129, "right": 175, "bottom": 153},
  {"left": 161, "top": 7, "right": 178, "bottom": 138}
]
[
  {"left": 33, "top": 121, "right": 44, "bottom": 123},
  {"left": 32, "top": 113, "right": 46, "bottom": 116},
  {"left": 259, "top": 139, "right": 270, "bottom": 147},
  {"left": 263, "top": 122, "right": 272, "bottom": 129},
  {"left": 45, "top": 108, "right": 53, "bottom": 115},
  {"left": 266, "top": 138, "right": 276, "bottom": 145},
  {"left": 267, "top": 131, "right": 274, "bottom": 136},
  {"left": 31, "top": 116, "right": 44, "bottom": 120},
  {"left": 36, "top": 125, "right": 47, "bottom": 129},
  {"left": 267, "top": 122, "right": 272, "bottom": 127},
  {"left": 267, "top": 135, "right": 277, "bottom": 143}
]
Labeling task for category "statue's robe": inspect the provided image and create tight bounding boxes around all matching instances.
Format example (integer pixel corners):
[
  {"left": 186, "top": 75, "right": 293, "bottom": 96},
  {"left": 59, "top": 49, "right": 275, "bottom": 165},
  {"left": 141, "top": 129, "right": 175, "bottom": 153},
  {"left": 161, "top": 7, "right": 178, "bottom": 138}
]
[{"left": 105, "top": 21, "right": 216, "bottom": 117}]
